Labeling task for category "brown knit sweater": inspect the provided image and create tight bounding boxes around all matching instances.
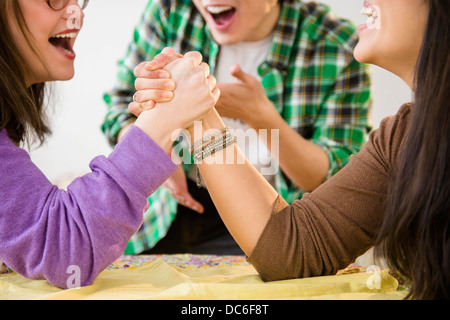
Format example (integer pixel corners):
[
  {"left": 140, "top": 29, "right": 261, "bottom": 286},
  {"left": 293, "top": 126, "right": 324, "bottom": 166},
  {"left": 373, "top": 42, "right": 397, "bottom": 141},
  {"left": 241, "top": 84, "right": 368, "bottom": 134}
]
[{"left": 248, "top": 103, "right": 412, "bottom": 281}]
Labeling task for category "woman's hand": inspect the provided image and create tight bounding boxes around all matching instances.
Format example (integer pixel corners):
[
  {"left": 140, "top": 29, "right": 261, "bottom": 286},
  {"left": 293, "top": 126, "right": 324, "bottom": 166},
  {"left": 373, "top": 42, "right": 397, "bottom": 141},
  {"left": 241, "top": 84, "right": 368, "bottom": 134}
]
[
  {"left": 117, "top": 48, "right": 182, "bottom": 143},
  {"left": 131, "top": 49, "right": 212, "bottom": 213},
  {"left": 129, "top": 48, "right": 183, "bottom": 115},
  {"left": 133, "top": 51, "right": 220, "bottom": 152}
]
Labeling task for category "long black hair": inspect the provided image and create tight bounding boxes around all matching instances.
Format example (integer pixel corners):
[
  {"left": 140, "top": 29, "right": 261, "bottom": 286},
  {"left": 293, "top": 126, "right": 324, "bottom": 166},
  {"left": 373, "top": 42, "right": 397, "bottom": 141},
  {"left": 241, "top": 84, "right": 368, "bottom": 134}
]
[{"left": 375, "top": 0, "right": 450, "bottom": 300}]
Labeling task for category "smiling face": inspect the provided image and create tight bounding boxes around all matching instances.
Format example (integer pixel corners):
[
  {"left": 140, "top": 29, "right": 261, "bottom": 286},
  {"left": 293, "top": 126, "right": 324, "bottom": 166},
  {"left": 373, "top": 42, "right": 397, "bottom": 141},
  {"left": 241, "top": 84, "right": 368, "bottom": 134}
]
[
  {"left": 8, "top": 0, "right": 84, "bottom": 86},
  {"left": 193, "top": 0, "right": 280, "bottom": 44},
  {"left": 354, "top": 0, "right": 429, "bottom": 87}
]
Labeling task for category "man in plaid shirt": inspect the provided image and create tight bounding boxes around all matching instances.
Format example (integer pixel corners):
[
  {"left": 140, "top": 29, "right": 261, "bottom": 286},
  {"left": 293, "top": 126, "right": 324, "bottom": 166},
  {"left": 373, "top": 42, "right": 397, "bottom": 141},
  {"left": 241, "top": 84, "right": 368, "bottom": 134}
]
[{"left": 102, "top": 0, "right": 372, "bottom": 255}]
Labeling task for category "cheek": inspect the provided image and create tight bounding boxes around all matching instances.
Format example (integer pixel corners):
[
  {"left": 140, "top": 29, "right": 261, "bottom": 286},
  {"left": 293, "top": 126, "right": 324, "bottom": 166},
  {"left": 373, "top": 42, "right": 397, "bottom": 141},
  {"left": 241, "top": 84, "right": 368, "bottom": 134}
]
[{"left": 241, "top": 8, "right": 264, "bottom": 30}]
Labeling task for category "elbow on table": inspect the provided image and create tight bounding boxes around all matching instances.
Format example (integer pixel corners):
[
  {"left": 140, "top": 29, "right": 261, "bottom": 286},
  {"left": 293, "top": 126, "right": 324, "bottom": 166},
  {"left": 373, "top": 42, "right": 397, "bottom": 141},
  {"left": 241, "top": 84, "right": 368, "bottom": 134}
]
[
  {"left": 42, "top": 264, "right": 100, "bottom": 290},
  {"left": 252, "top": 262, "right": 338, "bottom": 283},
  {"left": 249, "top": 257, "right": 305, "bottom": 283},
  {"left": 256, "top": 266, "right": 306, "bottom": 283}
]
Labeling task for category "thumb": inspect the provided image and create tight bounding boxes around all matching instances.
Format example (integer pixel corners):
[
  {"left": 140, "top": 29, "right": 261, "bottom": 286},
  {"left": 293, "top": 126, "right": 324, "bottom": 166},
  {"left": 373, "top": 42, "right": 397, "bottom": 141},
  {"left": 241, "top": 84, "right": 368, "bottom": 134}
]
[
  {"left": 145, "top": 48, "right": 183, "bottom": 71},
  {"left": 230, "top": 64, "right": 253, "bottom": 84}
]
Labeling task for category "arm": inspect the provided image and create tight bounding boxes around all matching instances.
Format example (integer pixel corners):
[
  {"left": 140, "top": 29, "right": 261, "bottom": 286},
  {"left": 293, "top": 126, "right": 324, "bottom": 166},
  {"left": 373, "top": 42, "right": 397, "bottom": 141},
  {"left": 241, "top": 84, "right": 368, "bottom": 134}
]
[
  {"left": 310, "top": 56, "right": 372, "bottom": 178},
  {"left": 0, "top": 52, "right": 218, "bottom": 288},
  {"left": 192, "top": 105, "right": 409, "bottom": 280},
  {"left": 0, "top": 127, "right": 177, "bottom": 288},
  {"left": 269, "top": 54, "right": 372, "bottom": 193},
  {"left": 187, "top": 111, "right": 279, "bottom": 255},
  {"left": 130, "top": 53, "right": 403, "bottom": 281},
  {"left": 253, "top": 53, "right": 372, "bottom": 192},
  {"left": 245, "top": 96, "right": 330, "bottom": 192},
  {"left": 211, "top": 51, "right": 371, "bottom": 193},
  {"left": 216, "top": 65, "right": 329, "bottom": 192}
]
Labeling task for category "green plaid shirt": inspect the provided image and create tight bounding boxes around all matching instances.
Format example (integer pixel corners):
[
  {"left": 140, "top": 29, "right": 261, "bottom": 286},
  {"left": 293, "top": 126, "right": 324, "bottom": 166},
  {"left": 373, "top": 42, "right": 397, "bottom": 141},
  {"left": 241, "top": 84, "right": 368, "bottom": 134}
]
[{"left": 102, "top": 0, "right": 372, "bottom": 254}]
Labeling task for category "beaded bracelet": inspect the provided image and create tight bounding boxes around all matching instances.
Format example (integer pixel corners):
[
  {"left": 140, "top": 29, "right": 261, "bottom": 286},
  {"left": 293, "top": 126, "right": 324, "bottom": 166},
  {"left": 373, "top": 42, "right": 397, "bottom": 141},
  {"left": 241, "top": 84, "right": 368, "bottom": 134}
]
[
  {"left": 190, "top": 127, "right": 230, "bottom": 154},
  {"left": 193, "top": 133, "right": 236, "bottom": 161},
  {"left": 193, "top": 132, "right": 237, "bottom": 187}
]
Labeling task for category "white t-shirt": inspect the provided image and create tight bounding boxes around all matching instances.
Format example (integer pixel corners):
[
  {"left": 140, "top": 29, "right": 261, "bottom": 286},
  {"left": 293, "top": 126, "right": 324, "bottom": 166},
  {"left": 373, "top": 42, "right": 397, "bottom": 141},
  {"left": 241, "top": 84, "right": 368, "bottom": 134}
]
[{"left": 189, "top": 34, "right": 278, "bottom": 188}]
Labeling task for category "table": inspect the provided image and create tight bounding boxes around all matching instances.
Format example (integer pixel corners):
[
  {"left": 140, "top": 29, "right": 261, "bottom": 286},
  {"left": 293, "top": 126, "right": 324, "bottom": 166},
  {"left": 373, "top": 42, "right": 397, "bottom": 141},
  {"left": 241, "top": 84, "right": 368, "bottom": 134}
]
[{"left": 0, "top": 254, "right": 408, "bottom": 300}]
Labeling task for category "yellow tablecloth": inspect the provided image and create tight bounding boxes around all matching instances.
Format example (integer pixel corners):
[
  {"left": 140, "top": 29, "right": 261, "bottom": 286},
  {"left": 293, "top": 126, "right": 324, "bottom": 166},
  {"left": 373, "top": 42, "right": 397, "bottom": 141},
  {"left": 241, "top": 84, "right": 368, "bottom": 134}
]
[{"left": 0, "top": 255, "right": 408, "bottom": 300}]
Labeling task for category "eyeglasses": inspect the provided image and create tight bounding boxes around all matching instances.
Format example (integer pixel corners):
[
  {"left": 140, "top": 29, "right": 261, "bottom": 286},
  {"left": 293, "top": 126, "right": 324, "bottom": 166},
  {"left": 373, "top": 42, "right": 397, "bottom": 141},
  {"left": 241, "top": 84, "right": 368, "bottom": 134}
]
[{"left": 45, "top": 0, "right": 89, "bottom": 11}]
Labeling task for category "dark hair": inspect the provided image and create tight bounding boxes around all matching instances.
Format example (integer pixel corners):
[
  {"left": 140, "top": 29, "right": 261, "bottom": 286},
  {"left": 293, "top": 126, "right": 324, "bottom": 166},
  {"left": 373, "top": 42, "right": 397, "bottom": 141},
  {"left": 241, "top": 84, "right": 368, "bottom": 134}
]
[
  {"left": 0, "top": 0, "right": 51, "bottom": 146},
  {"left": 375, "top": 0, "right": 450, "bottom": 300}
]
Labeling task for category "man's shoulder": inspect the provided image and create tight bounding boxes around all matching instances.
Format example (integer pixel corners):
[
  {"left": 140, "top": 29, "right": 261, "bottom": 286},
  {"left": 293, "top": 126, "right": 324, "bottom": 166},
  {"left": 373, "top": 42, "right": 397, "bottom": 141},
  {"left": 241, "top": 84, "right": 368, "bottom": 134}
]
[{"left": 291, "top": 1, "right": 359, "bottom": 51}]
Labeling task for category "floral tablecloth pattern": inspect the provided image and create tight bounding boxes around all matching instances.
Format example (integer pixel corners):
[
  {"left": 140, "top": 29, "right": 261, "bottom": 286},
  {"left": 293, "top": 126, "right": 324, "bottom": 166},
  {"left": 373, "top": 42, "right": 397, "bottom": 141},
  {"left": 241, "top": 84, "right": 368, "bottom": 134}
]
[{"left": 1, "top": 254, "right": 409, "bottom": 293}]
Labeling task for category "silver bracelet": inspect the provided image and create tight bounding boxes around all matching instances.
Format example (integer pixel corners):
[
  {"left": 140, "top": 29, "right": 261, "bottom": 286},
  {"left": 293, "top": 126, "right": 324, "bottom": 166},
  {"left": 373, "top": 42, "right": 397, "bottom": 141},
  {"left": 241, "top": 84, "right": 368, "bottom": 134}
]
[
  {"left": 190, "top": 127, "right": 230, "bottom": 154},
  {"left": 193, "top": 132, "right": 237, "bottom": 188},
  {"left": 193, "top": 133, "right": 236, "bottom": 161}
]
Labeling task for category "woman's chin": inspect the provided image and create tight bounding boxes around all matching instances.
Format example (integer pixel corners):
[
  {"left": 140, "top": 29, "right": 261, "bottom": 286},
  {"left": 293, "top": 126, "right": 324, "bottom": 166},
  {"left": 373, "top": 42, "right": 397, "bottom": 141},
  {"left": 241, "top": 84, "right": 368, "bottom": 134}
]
[
  {"left": 353, "top": 42, "right": 374, "bottom": 65},
  {"left": 51, "top": 69, "right": 75, "bottom": 82}
]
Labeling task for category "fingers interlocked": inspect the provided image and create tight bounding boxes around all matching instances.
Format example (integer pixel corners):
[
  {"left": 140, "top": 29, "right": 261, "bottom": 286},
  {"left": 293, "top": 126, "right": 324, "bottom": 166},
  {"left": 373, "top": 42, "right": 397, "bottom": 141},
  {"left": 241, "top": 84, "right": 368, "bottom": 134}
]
[{"left": 129, "top": 50, "right": 220, "bottom": 120}]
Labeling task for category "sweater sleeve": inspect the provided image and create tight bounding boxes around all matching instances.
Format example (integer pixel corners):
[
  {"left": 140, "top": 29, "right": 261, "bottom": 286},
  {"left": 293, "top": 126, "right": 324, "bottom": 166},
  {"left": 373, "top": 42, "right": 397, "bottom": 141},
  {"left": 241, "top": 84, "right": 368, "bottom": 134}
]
[
  {"left": 0, "top": 125, "right": 177, "bottom": 288},
  {"left": 248, "top": 104, "right": 411, "bottom": 281}
]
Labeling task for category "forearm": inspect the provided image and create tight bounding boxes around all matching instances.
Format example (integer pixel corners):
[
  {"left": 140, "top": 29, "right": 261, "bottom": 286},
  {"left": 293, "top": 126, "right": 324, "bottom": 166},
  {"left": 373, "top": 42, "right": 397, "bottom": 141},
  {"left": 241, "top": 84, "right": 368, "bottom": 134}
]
[
  {"left": 279, "top": 131, "right": 329, "bottom": 192},
  {"left": 0, "top": 127, "right": 176, "bottom": 288},
  {"left": 117, "top": 121, "right": 135, "bottom": 142},
  {"left": 188, "top": 109, "right": 279, "bottom": 256},
  {"left": 249, "top": 104, "right": 329, "bottom": 192}
]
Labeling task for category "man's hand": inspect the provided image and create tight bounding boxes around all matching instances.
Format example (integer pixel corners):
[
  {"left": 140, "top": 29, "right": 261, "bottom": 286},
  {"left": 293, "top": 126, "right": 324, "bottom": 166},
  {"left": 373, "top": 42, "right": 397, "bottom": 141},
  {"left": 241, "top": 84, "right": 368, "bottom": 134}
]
[
  {"left": 163, "top": 165, "right": 204, "bottom": 214},
  {"left": 215, "top": 64, "right": 274, "bottom": 129}
]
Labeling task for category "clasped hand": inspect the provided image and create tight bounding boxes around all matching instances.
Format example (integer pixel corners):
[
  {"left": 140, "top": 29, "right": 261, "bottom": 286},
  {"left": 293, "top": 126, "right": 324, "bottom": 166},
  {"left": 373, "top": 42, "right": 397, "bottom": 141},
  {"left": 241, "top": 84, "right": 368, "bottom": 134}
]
[
  {"left": 130, "top": 48, "right": 275, "bottom": 213},
  {"left": 130, "top": 49, "right": 273, "bottom": 128},
  {"left": 131, "top": 48, "right": 219, "bottom": 213}
]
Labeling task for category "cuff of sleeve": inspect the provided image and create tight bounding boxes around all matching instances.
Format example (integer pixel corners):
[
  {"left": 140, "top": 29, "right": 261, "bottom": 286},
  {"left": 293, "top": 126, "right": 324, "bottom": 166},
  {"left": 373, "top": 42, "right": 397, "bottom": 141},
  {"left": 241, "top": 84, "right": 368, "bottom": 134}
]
[
  {"left": 108, "top": 125, "right": 177, "bottom": 197},
  {"left": 312, "top": 138, "right": 349, "bottom": 179}
]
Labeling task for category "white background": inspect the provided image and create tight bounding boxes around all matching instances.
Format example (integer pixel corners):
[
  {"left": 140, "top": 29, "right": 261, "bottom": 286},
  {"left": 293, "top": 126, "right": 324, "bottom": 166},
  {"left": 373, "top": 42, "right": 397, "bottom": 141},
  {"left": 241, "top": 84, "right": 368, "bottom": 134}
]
[{"left": 29, "top": 0, "right": 413, "bottom": 184}]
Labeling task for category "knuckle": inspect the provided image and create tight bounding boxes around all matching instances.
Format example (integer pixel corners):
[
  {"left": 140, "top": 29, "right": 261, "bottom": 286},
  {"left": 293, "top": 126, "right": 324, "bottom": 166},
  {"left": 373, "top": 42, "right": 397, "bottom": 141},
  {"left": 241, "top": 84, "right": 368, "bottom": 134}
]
[
  {"left": 184, "top": 51, "right": 202, "bottom": 65},
  {"left": 153, "top": 53, "right": 167, "bottom": 64},
  {"left": 134, "top": 62, "right": 146, "bottom": 76},
  {"left": 190, "top": 70, "right": 206, "bottom": 83},
  {"left": 201, "top": 62, "right": 210, "bottom": 73},
  {"left": 155, "top": 90, "right": 172, "bottom": 101},
  {"left": 185, "top": 51, "right": 202, "bottom": 59},
  {"left": 134, "top": 92, "right": 142, "bottom": 102},
  {"left": 207, "top": 93, "right": 216, "bottom": 105},
  {"left": 208, "top": 75, "right": 217, "bottom": 86},
  {"left": 134, "top": 78, "right": 143, "bottom": 90},
  {"left": 128, "top": 102, "right": 140, "bottom": 115},
  {"left": 161, "top": 47, "right": 173, "bottom": 55}
]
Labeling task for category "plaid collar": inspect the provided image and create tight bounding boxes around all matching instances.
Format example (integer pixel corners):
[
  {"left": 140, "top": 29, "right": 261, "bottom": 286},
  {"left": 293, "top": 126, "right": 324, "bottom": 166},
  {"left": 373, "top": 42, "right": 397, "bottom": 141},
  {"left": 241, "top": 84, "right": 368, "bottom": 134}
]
[{"left": 199, "top": 1, "right": 301, "bottom": 75}]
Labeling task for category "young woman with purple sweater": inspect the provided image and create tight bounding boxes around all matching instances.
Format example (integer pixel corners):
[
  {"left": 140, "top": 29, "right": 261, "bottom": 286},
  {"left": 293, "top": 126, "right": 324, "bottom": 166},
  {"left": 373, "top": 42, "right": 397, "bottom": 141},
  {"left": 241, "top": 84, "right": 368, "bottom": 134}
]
[{"left": 0, "top": 0, "right": 219, "bottom": 289}]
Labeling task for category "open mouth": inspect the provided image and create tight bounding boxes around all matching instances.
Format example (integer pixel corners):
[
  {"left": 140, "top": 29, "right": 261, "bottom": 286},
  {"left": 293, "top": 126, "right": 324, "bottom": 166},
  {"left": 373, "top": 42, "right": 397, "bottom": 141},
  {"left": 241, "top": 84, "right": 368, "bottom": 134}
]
[
  {"left": 49, "top": 32, "right": 77, "bottom": 58},
  {"left": 206, "top": 6, "right": 236, "bottom": 28},
  {"left": 361, "top": 5, "right": 380, "bottom": 29}
]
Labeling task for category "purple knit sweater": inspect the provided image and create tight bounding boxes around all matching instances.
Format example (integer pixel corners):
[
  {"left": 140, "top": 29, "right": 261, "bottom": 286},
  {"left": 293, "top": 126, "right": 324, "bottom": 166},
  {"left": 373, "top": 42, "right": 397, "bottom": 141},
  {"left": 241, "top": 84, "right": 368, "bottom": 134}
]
[{"left": 0, "top": 125, "right": 177, "bottom": 288}]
